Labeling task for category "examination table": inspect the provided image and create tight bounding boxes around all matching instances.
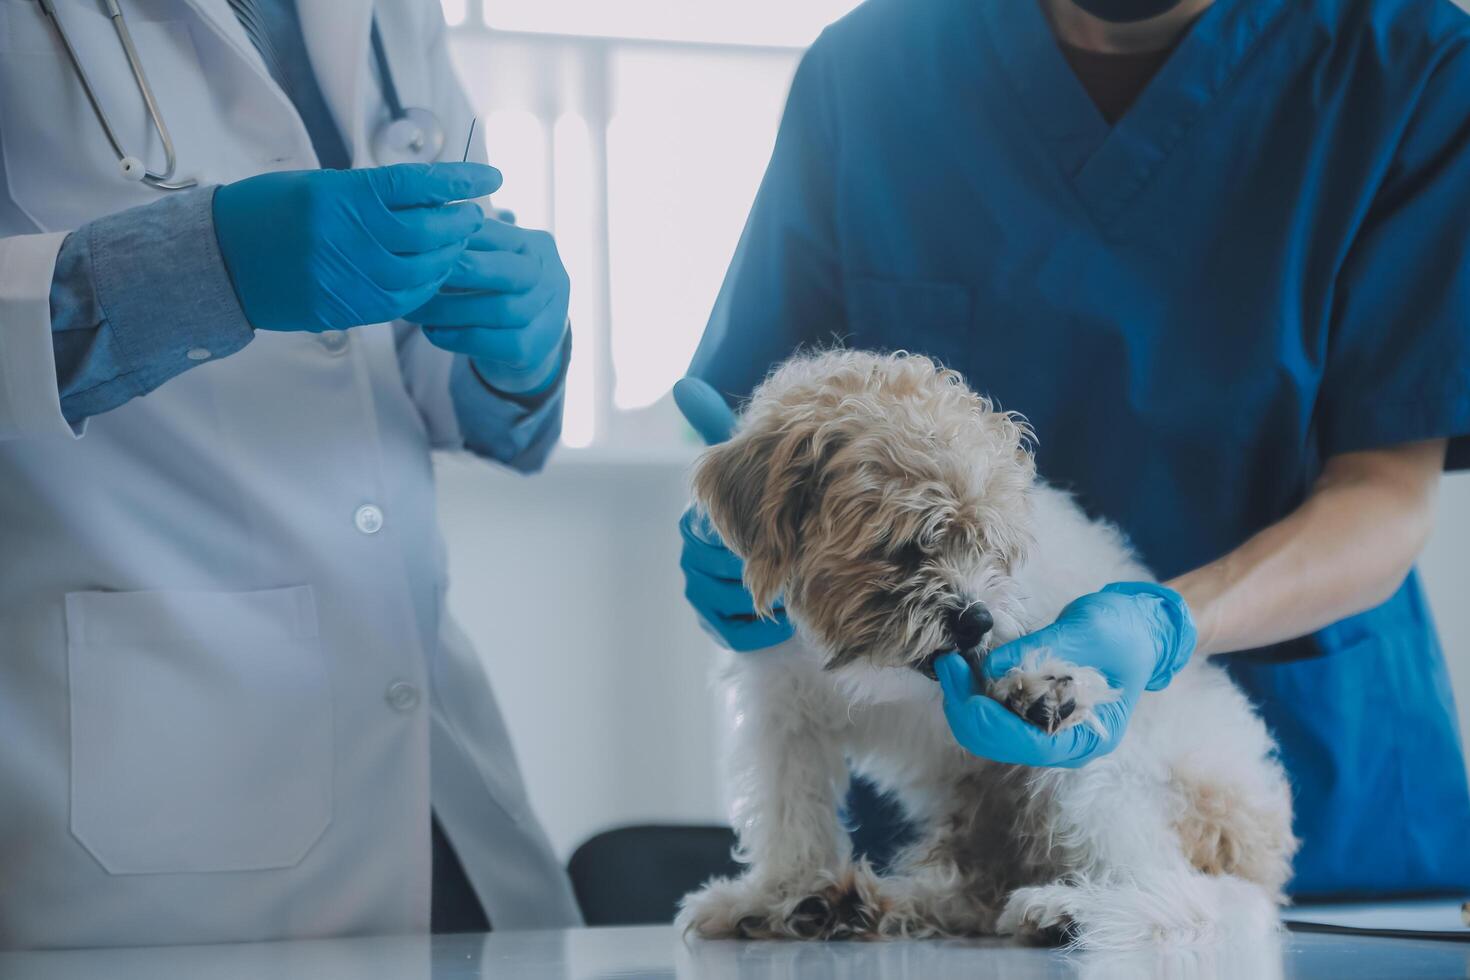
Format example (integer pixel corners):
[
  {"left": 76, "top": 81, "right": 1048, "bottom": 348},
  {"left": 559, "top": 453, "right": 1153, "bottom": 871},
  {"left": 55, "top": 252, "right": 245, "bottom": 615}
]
[{"left": 1, "top": 919, "right": 1466, "bottom": 979}]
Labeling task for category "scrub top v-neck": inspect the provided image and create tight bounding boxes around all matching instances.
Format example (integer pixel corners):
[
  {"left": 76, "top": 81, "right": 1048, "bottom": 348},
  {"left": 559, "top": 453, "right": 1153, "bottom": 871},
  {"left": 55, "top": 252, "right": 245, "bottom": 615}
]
[
  {"left": 690, "top": 0, "right": 1470, "bottom": 898},
  {"left": 1056, "top": 38, "right": 1188, "bottom": 124}
]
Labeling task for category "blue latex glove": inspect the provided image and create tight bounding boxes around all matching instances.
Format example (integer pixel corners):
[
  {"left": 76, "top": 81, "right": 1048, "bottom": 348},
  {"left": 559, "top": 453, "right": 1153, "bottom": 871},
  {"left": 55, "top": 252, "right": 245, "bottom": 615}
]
[
  {"left": 406, "top": 220, "right": 571, "bottom": 395},
  {"left": 213, "top": 162, "right": 500, "bottom": 333},
  {"left": 674, "top": 377, "right": 796, "bottom": 653},
  {"left": 935, "top": 582, "right": 1196, "bottom": 768}
]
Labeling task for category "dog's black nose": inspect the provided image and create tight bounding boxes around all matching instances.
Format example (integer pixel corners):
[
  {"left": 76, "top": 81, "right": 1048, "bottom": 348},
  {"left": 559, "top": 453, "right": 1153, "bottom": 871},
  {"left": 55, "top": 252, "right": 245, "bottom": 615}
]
[{"left": 949, "top": 602, "right": 994, "bottom": 651}]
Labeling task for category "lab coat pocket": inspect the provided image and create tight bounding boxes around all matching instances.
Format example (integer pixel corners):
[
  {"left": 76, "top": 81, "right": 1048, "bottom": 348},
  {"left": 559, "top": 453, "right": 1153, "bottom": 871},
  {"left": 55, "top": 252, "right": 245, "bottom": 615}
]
[
  {"left": 844, "top": 277, "right": 974, "bottom": 366},
  {"left": 65, "top": 586, "right": 334, "bottom": 875}
]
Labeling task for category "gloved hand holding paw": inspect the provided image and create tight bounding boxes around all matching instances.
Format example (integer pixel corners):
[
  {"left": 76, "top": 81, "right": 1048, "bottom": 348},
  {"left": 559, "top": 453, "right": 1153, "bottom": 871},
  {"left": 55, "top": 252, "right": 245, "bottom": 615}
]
[{"left": 936, "top": 582, "right": 1196, "bottom": 768}]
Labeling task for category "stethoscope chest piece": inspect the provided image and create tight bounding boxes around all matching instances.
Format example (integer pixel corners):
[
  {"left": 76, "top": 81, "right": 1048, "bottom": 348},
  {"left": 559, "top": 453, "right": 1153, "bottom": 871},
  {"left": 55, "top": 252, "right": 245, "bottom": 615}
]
[{"left": 371, "top": 106, "right": 446, "bottom": 166}]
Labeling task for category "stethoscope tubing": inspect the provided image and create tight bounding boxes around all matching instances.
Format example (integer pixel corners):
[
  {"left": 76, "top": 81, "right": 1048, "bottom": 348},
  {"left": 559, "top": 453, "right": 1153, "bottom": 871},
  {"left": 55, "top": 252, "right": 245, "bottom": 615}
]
[
  {"left": 37, "top": 0, "right": 195, "bottom": 189},
  {"left": 369, "top": 16, "right": 406, "bottom": 121},
  {"left": 38, "top": 0, "right": 443, "bottom": 190}
]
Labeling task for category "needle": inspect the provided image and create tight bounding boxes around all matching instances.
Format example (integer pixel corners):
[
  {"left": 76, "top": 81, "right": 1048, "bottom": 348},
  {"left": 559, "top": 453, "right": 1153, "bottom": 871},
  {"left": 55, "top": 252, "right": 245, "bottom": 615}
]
[{"left": 461, "top": 116, "right": 477, "bottom": 163}]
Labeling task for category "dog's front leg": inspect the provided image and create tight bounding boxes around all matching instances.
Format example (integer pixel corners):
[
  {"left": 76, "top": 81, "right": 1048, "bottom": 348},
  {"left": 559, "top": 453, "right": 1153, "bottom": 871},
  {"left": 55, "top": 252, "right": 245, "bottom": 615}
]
[
  {"left": 678, "top": 642, "right": 876, "bottom": 939},
  {"left": 871, "top": 764, "right": 1022, "bottom": 939}
]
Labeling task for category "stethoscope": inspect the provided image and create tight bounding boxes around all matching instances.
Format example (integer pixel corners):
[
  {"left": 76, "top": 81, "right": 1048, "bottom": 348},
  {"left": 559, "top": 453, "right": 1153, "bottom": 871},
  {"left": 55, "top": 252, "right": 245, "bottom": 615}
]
[{"left": 36, "top": 0, "right": 447, "bottom": 191}]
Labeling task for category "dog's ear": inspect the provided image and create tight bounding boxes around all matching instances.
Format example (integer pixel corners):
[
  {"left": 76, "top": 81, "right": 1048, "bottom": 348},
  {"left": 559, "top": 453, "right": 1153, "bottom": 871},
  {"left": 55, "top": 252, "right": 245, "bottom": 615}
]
[{"left": 691, "top": 421, "right": 817, "bottom": 616}]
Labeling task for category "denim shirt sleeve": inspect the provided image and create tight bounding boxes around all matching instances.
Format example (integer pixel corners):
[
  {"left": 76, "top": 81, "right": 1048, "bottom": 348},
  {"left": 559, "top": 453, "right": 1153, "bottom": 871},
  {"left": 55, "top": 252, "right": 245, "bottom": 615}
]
[
  {"left": 50, "top": 186, "right": 254, "bottom": 425},
  {"left": 449, "top": 334, "right": 570, "bottom": 474}
]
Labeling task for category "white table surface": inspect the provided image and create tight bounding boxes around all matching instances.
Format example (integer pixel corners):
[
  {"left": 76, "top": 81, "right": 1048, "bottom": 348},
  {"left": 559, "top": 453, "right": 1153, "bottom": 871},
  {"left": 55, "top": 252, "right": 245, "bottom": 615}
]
[{"left": 1, "top": 924, "right": 1466, "bottom": 980}]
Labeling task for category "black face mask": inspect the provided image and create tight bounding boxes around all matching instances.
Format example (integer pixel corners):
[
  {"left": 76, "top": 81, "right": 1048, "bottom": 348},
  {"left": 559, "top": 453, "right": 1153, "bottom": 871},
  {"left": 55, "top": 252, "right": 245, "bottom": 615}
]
[{"left": 1070, "top": 0, "right": 1185, "bottom": 23}]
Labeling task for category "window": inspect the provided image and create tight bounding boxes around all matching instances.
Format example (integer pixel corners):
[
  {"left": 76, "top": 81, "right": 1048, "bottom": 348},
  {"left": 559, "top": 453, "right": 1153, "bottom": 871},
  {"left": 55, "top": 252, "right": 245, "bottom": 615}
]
[{"left": 444, "top": 1, "right": 861, "bottom": 453}]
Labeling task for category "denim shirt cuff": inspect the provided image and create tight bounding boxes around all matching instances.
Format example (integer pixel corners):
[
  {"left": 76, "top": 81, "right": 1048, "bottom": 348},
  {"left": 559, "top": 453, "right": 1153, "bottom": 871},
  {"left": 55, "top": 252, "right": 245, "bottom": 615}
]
[
  {"left": 51, "top": 186, "right": 254, "bottom": 422},
  {"left": 449, "top": 334, "right": 570, "bottom": 473}
]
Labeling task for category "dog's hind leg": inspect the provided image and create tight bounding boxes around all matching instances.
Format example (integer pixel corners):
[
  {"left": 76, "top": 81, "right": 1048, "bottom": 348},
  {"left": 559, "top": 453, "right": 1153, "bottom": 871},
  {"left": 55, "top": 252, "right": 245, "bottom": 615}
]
[
  {"left": 678, "top": 646, "right": 879, "bottom": 939},
  {"left": 996, "top": 762, "right": 1281, "bottom": 949}
]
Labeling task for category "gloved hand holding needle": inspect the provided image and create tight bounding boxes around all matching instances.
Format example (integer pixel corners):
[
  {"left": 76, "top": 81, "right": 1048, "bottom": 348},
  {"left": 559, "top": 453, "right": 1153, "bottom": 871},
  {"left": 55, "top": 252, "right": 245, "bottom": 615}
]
[
  {"left": 214, "top": 159, "right": 571, "bottom": 396},
  {"left": 213, "top": 162, "right": 501, "bottom": 333}
]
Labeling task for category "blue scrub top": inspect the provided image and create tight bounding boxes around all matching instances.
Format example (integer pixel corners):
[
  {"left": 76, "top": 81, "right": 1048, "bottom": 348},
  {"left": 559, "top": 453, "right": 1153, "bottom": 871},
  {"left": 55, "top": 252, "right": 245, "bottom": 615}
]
[{"left": 690, "top": 0, "right": 1470, "bottom": 898}]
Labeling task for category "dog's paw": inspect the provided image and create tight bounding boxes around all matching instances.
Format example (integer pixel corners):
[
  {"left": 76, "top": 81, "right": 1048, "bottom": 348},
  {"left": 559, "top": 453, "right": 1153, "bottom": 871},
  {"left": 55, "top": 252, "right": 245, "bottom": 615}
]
[
  {"left": 678, "top": 866, "right": 887, "bottom": 941},
  {"left": 990, "top": 650, "right": 1118, "bottom": 735},
  {"left": 677, "top": 876, "right": 757, "bottom": 939},
  {"left": 996, "top": 884, "right": 1082, "bottom": 947},
  {"left": 998, "top": 876, "right": 1279, "bottom": 949}
]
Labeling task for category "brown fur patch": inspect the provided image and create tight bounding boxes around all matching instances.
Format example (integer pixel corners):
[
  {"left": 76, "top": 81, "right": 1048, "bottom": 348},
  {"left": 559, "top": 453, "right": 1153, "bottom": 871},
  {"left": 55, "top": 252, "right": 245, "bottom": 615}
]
[{"left": 1173, "top": 779, "right": 1296, "bottom": 895}]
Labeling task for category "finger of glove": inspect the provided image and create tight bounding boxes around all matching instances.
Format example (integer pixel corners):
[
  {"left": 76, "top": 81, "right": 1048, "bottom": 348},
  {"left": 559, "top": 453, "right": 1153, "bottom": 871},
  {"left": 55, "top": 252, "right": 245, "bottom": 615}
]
[
  {"left": 377, "top": 277, "right": 460, "bottom": 323},
  {"left": 422, "top": 311, "right": 563, "bottom": 367},
  {"left": 410, "top": 286, "right": 552, "bottom": 329},
  {"left": 679, "top": 513, "right": 746, "bottom": 579},
  {"left": 478, "top": 222, "right": 564, "bottom": 264},
  {"left": 980, "top": 626, "right": 1062, "bottom": 683},
  {"left": 1052, "top": 702, "right": 1129, "bottom": 769},
  {"left": 673, "top": 377, "right": 737, "bottom": 445},
  {"left": 465, "top": 223, "right": 567, "bottom": 294},
  {"left": 466, "top": 218, "right": 537, "bottom": 253},
  {"left": 935, "top": 652, "right": 980, "bottom": 701},
  {"left": 362, "top": 240, "right": 470, "bottom": 292},
  {"left": 721, "top": 614, "right": 796, "bottom": 653},
  {"left": 361, "top": 162, "right": 502, "bottom": 209},
  {"left": 938, "top": 654, "right": 1101, "bottom": 765},
  {"left": 366, "top": 201, "right": 485, "bottom": 255},
  {"left": 440, "top": 247, "right": 542, "bottom": 293},
  {"left": 678, "top": 506, "right": 723, "bottom": 546},
  {"left": 471, "top": 335, "right": 567, "bottom": 394},
  {"left": 942, "top": 693, "right": 1095, "bottom": 767},
  {"left": 940, "top": 692, "right": 1050, "bottom": 764},
  {"left": 681, "top": 563, "right": 770, "bottom": 620},
  {"left": 1102, "top": 582, "right": 1197, "bottom": 690}
]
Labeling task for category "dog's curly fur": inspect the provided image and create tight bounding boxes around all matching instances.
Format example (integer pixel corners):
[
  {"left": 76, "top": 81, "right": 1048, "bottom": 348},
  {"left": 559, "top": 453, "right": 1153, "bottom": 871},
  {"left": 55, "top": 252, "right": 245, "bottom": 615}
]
[{"left": 678, "top": 350, "right": 1297, "bottom": 949}]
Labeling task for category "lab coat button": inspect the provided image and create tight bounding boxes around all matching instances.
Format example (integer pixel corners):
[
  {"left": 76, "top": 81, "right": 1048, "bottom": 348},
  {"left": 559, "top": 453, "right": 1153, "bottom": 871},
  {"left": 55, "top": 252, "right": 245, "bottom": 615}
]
[
  {"left": 319, "top": 331, "right": 349, "bottom": 354},
  {"left": 386, "top": 681, "right": 420, "bottom": 712},
  {"left": 186, "top": 347, "right": 212, "bottom": 361},
  {"left": 354, "top": 504, "right": 384, "bottom": 534}
]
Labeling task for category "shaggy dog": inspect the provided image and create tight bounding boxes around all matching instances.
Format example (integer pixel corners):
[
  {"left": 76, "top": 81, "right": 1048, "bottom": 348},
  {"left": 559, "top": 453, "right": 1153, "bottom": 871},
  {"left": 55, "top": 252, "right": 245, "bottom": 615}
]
[{"left": 678, "top": 350, "right": 1296, "bottom": 948}]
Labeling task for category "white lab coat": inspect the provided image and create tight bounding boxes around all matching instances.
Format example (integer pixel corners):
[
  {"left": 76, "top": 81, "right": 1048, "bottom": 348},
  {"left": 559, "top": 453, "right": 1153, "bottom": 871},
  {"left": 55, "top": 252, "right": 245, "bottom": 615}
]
[{"left": 0, "top": 0, "right": 582, "bottom": 948}]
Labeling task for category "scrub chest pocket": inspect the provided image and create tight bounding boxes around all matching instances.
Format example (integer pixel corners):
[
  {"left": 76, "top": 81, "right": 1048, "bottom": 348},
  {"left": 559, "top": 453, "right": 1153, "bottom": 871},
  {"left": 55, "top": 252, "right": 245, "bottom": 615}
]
[{"left": 65, "top": 586, "right": 334, "bottom": 875}]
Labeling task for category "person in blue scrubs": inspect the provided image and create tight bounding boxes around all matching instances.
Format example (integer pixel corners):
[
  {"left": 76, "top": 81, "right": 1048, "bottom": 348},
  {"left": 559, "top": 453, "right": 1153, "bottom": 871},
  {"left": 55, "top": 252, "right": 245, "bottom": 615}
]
[{"left": 680, "top": 0, "right": 1470, "bottom": 898}]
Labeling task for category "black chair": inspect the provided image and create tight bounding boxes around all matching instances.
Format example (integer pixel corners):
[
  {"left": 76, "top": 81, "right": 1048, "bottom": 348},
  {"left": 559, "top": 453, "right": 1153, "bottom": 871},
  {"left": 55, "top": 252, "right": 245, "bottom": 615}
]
[{"left": 568, "top": 824, "right": 741, "bottom": 926}]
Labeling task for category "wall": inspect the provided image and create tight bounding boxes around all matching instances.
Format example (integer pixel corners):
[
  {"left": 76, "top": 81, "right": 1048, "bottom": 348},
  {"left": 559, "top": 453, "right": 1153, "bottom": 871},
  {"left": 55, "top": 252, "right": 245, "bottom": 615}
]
[
  {"left": 439, "top": 447, "right": 1470, "bottom": 861},
  {"left": 1419, "top": 474, "right": 1470, "bottom": 740},
  {"left": 436, "top": 447, "right": 726, "bottom": 860}
]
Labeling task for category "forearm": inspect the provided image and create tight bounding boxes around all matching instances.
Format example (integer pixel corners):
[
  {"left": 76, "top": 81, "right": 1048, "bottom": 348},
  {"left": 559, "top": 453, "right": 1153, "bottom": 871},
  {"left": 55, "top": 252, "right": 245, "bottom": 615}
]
[{"left": 1167, "top": 439, "right": 1447, "bottom": 656}]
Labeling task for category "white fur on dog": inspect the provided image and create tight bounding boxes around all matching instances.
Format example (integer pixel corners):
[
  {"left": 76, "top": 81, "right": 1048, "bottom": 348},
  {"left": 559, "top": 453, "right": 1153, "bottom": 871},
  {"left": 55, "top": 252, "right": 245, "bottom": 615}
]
[{"left": 678, "top": 351, "right": 1296, "bottom": 950}]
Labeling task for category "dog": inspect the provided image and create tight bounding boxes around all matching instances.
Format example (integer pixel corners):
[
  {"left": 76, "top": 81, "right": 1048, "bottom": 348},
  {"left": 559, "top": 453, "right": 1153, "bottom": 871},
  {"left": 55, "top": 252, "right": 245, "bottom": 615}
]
[{"left": 677, "top": 350, "right": 1297, "bottom": 949}]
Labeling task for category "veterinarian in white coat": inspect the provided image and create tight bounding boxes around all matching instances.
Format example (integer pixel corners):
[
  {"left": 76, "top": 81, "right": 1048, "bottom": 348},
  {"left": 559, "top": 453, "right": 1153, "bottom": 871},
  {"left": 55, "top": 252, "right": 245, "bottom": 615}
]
[{"left": 0, "top": 0, "right": 580, "bottom": 949}]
